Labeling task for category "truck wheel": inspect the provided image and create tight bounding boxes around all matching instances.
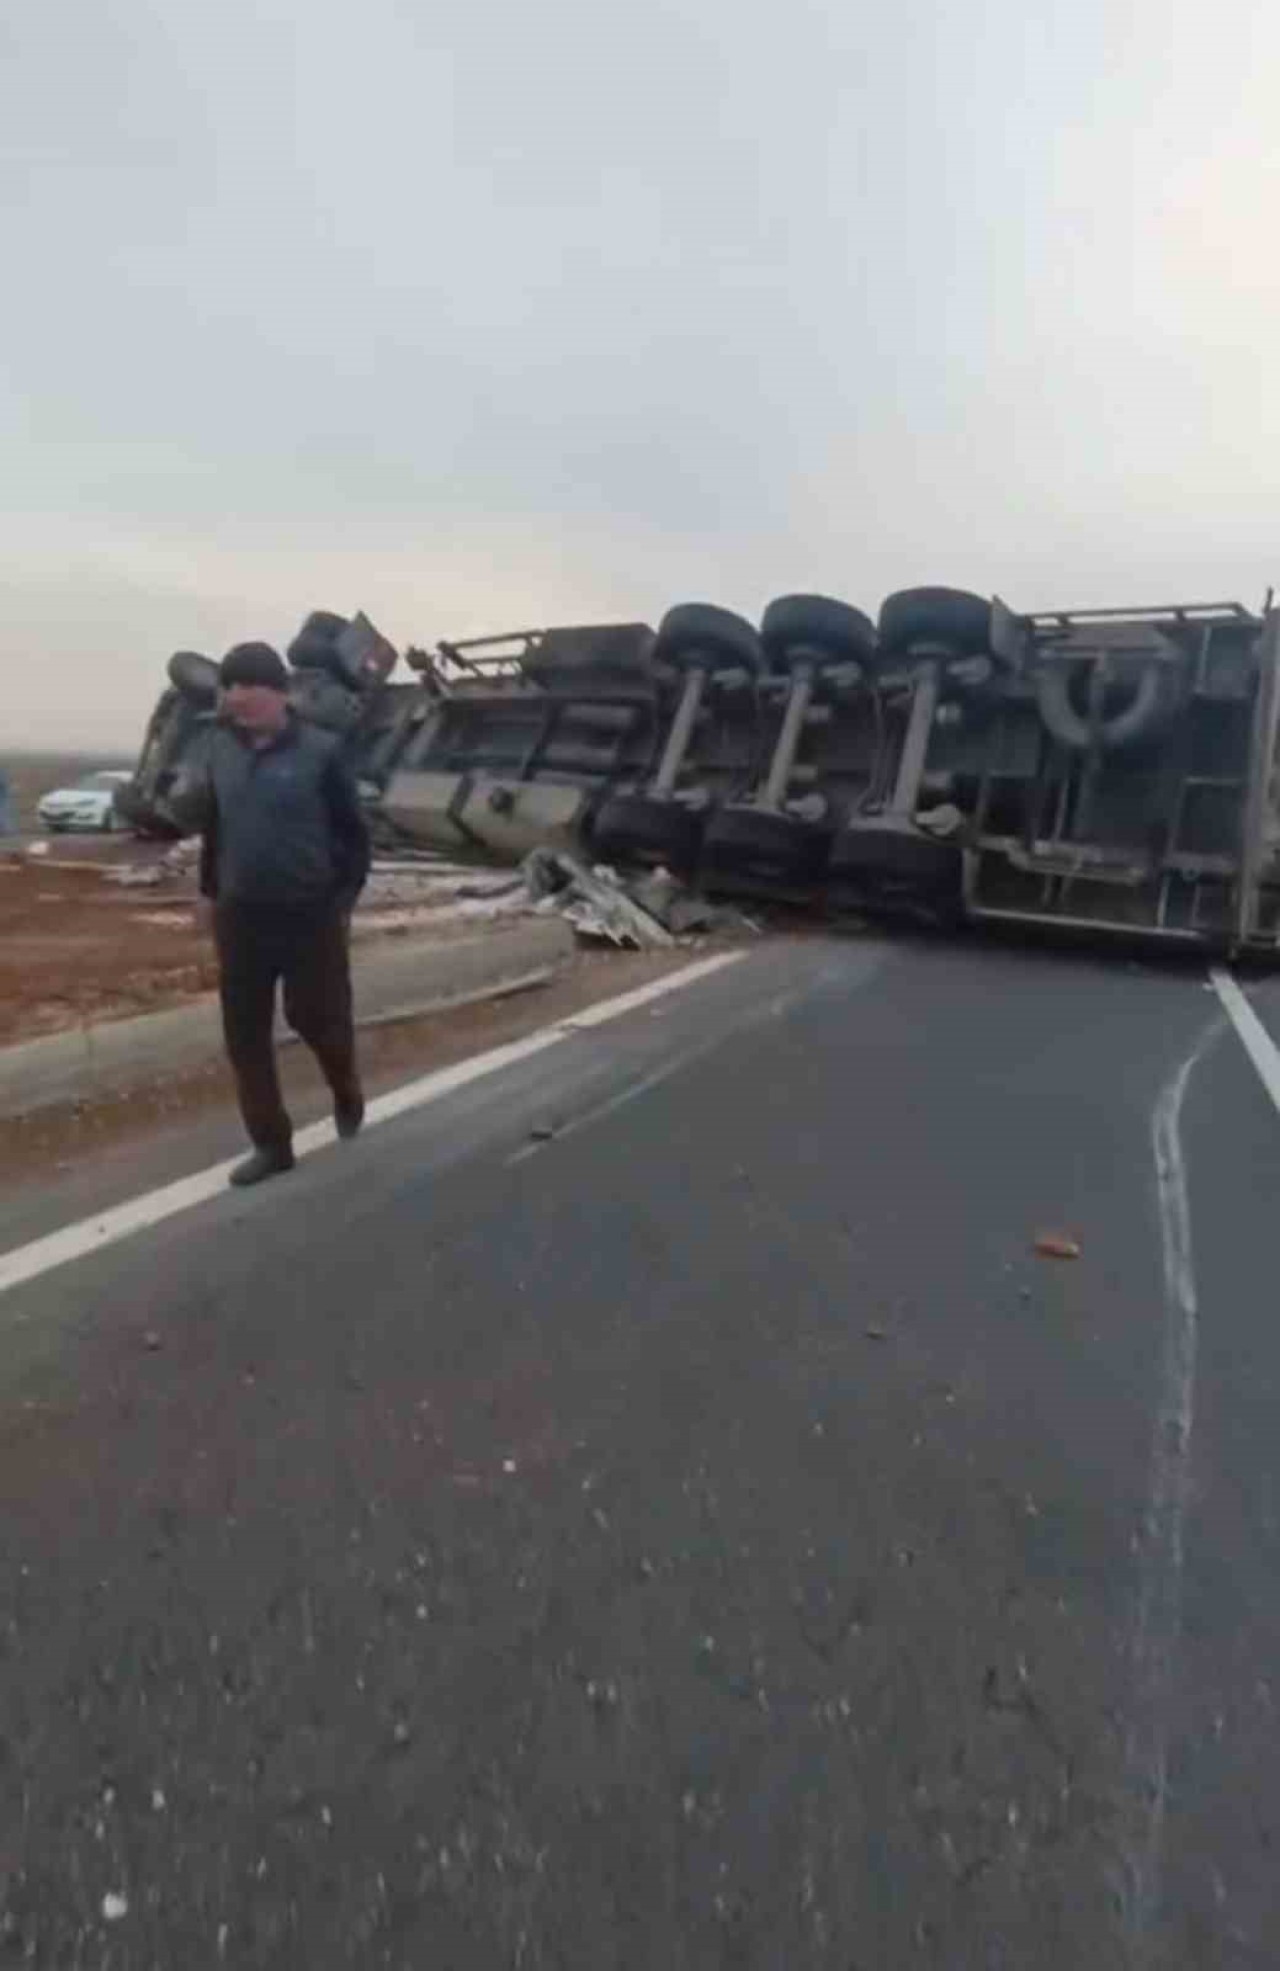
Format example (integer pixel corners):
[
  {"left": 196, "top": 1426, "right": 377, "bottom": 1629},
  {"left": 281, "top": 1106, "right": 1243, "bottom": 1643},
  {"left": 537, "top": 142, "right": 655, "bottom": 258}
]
[
  {"left": 166, "top": 651, "right": 220, "bottom": 703},
  {"left": 878, "top": 588, "right": 993, "bottom": 658},
  {"left": 592, "top": 793, "right": 705, "bottom": 872},
  {"left": 761, "top": 594, "right": 877, "bottom": 672},
  {"left": 1036, "top": 656, "right": 1187, "bottom": 753},
  {"left": 287, "top": 611, "right": 351, "bottom": 673},
  {"left": 654, "top": 603, "right": 765, "bottom": 676},
  {"left": 287, "top": 671, "right": 364, "bottom": 734}
]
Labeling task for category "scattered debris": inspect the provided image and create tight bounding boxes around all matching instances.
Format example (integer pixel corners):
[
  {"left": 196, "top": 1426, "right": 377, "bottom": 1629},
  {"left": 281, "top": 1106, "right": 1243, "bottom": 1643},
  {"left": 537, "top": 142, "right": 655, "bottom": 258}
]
[
  {"left": 105, "top": 837, "right": 199, "bottom": 888},
  {"left": 362, "top": 864, "right": 525, "bottom": 910},
  {"left": 865, "top": 1325, "right": 887, "bottom": 1341},
  {"left": 524, "top": 849, "right": 677, "bottom": 949},
  {"left": 1033, "top": 1233, "right": 1082, "bottom": 1260},
  {"left": 368, "top": 854, "right": 468, "bottom": 873},
  {"left": 629, "top": 866, "right": 723, "bottom": 936},
  {"left": 105, "top": 862, "right": 164, "bottom": 888},
  {"left": 522, "top": 848, "right": 753, "bottom": 949}
]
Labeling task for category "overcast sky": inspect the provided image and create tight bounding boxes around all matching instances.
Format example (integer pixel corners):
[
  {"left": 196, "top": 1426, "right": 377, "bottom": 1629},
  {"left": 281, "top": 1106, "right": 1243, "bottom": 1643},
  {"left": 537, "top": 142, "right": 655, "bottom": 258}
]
[{"left": 4, "top": 0, "right": 1280, "bottom": 749}]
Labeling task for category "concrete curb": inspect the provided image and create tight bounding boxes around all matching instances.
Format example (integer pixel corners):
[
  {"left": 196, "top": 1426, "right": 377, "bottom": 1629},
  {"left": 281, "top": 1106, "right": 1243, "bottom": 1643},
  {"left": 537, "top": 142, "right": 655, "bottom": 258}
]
[{"left": 0, "top": 920, "right": 575, "bottom": 1122}]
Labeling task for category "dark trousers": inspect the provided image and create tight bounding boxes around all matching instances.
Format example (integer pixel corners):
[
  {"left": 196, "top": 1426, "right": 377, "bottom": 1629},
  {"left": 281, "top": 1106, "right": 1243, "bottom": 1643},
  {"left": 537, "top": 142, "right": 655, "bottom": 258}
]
[{"left": 214, "top": 901, "right": 361, "bottom": 1151}]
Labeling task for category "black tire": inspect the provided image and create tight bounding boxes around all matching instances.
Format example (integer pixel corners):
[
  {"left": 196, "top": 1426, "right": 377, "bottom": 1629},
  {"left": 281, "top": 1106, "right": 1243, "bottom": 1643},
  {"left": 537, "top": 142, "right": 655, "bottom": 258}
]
[
  {"left": 700, "top": 804, "right": 832, "bottom": 891},
  {"left": 591, "top": 793, "right": 705, "bottom": 872},
  {"left": 287, "top": 611, "right": 351, "bottom": 673},
  {"left": 761, "top": 594, "right": 877, "bottom": 672},
  {"left": 1036, "top": 656, "right": 1187, "bottom": 754},
  {"left": 288, "top": 642, "right": 349, "bottom": 678},
  {"left": 878, "top": 587, "right": 992, "bottom": 658},
  {"left": 654, "top": 603, "right": 764, "bottom": 677},
  {"left": 287, "top": 671, "right": 364, "bottom": 735},
  {"left": 166, "top": 650, "right": 220, "bottom": 703}
]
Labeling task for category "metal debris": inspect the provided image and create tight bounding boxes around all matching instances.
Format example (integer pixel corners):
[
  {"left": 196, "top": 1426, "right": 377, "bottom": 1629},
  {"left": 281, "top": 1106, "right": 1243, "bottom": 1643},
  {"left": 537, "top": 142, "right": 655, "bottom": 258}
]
[
  {"left": 524, "top": 850, "right": 677, "bottom": 949},
  {"left": 522, "top": 848, "right": 751, "bottom": 948}
]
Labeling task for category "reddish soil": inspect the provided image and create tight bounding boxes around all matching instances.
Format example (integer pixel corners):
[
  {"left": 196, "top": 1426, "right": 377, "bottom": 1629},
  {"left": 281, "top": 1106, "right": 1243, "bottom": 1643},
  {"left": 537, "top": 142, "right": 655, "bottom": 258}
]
[
  {"left": 0, "top": 858, "right": 216, "bottom": 1045},
  {"left": 0, "top": 844, "right": 528, "bottom": 1047}
]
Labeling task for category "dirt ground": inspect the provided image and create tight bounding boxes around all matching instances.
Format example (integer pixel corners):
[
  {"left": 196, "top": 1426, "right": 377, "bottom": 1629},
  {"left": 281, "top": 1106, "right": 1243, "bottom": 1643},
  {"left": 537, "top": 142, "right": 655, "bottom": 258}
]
[
  {"left": 1, "top": 755, "right": 169, "bottom": 1043},
  {"left": 0, "top": 855, "right": 217, "bottom": 1045},
  {"left": 0, "top": 835, "right": 549, "bottom": 1047}
]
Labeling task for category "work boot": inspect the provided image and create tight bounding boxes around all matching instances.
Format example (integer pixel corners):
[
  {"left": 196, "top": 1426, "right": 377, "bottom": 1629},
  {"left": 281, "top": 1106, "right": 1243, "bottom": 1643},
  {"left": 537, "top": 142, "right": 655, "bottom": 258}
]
[
  {"left": 228, "top": 1145, "right": 296, "bottom": 1189},
  {"left": 335, "top": 1091, "right": 366, "bottom": 1141}
]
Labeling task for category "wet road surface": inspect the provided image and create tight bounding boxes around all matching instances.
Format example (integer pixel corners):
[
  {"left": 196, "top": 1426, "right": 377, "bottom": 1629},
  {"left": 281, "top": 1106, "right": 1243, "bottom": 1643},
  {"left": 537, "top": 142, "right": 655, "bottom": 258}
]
[{"left": 1, "top": 933, "right": 1278, "bottom": 1967}]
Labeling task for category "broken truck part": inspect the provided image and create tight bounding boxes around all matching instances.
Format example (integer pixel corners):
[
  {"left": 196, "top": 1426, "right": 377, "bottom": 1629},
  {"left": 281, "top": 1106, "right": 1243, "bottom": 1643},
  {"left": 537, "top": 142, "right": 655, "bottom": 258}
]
[{"left": 116, "top": 589, "right": 1280, "bottom": 954}]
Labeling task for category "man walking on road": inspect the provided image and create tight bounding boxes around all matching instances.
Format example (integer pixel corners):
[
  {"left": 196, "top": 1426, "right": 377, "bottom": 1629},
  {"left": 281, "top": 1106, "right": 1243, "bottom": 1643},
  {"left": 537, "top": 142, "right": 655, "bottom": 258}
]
[{"left": 172, "top": 642, "right": 371, "bottom": 1188}]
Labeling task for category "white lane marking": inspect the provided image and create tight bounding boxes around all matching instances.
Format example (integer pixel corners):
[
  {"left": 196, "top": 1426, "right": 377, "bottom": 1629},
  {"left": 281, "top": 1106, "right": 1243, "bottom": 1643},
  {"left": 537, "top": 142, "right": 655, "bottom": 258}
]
[
  {"left": 1124, "top": 1004, "right": 1222, "bottom": 1943},
  {"left": 548, "top": 949, "right": 744, "bottom": 1030},
  {"left": 1210, "top": 966, "right": 1280, "bottom": 1112},
  {"left": 0, "top": 950, "right": 745, "bottom": 1299}
]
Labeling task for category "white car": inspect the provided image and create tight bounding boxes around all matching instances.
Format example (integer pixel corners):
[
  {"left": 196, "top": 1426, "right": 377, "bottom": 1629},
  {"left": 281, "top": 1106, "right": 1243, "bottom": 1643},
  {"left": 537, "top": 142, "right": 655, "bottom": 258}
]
[{"left": 37, "top": 769, "right": 133, "bottom": 834}]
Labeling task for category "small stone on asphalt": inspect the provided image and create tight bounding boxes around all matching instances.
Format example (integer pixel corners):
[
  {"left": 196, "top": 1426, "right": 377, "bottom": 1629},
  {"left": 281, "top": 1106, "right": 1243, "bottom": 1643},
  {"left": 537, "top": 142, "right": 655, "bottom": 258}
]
[{"left": 1034, "top": 1233, "right": 1081, "bottom": 1260}]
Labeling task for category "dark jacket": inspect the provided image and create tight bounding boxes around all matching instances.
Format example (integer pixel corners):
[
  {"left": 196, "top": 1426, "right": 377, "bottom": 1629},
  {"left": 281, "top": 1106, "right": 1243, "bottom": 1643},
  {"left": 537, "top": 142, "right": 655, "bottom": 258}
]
[{"left": 171, "top": 717, "right": 371, "bottom": 909}]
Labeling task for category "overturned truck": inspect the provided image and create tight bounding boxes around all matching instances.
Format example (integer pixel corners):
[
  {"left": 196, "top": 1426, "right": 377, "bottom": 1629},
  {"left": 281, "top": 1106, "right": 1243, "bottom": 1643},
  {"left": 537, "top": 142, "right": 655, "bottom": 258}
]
[{"left": 118, "top": 588, "right": 1280, "bottom": 955}]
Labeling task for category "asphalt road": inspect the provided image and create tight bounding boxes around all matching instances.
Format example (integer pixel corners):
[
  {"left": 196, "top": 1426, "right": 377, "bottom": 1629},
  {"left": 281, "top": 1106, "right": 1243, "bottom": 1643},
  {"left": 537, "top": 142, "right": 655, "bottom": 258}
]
[{"left": 1, "top": 932, "right": 1277, "bottom": 1968}]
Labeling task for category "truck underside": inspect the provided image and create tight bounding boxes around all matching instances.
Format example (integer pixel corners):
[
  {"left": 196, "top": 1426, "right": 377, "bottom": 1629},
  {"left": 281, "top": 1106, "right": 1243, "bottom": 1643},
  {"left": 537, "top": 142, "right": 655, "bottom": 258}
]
[{"left": 117, "top": 589, "right": 1280, "bottom": 957}]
